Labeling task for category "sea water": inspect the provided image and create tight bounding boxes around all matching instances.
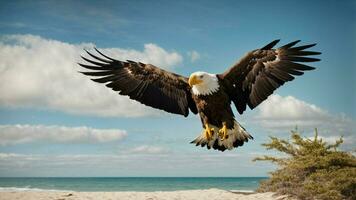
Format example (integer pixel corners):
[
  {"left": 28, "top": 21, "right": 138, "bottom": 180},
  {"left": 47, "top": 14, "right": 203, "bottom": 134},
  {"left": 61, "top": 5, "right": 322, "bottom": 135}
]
[{"left": 0, "top": 177, "right": 267, "bottom": 192}]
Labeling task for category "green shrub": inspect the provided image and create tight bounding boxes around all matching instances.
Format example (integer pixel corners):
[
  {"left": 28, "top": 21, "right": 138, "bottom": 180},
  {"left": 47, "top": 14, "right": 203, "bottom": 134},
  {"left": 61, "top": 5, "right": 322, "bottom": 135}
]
[{"left": 254, "top": 129, "right": 356, "bottom": 200}]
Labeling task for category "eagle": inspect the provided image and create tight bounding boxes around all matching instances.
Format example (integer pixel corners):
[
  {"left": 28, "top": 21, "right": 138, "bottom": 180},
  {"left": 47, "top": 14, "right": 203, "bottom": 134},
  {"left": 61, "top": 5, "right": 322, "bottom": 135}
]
[{"left": 79, "top": 40, "right": 320, "bottom": 152}]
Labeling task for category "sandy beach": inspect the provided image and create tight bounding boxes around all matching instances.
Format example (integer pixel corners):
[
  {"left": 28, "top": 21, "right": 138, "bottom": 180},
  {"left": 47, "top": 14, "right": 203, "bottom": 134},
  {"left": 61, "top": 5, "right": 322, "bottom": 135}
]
[{"left": 0, "top": 189, "right": 291, "bottom": 200}]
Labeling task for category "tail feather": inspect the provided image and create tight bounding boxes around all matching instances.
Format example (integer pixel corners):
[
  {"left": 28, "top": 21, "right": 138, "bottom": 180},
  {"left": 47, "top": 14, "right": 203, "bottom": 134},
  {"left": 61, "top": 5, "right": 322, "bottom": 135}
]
[{"left": 191, "top": 121, "right": 253, "bottom": 152}]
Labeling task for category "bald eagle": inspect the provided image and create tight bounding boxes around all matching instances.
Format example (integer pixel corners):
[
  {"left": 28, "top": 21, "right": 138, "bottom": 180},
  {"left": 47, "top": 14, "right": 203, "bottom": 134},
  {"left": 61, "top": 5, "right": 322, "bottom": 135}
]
[{"left": 79, "top": 40, "right": 320, "bottom": 151}]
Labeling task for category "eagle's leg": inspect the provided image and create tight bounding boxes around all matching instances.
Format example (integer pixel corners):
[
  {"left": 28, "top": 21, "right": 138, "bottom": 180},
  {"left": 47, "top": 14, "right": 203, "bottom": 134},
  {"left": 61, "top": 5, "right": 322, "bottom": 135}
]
[
  {"left": 218, "top": 122, "right": 229, "bottom": 141},
  {"left": 204, "top": 123, "right": 214, "bottom": 140}
]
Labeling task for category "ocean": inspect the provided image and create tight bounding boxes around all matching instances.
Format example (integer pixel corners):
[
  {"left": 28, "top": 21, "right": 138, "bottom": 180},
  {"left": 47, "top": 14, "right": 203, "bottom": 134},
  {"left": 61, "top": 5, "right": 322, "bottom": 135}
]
[{"left": 0, "top": 177, "right": 267, "bottom": 192}]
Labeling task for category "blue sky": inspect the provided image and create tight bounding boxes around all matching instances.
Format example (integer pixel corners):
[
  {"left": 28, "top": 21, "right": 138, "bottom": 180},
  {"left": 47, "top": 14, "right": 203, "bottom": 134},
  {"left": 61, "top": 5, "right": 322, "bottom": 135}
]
[{"left": 0, "top": 0, "right": 354, "bottom": 177}]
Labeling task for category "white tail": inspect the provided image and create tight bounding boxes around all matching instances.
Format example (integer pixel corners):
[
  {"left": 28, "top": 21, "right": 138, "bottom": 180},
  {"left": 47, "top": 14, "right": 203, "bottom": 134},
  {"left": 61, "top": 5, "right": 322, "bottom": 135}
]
[{"left": 191, "top": 121, "right": 253, "bottom": 151}]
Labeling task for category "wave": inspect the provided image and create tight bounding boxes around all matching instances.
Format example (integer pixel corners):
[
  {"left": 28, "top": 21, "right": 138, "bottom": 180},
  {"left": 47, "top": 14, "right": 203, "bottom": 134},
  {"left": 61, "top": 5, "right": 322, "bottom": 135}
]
[
  {"left": 229, "top": 189, "right": 255, "bottom": 193},
  {"left": 0, "top": 186, "right": 72, "bottom": 192},
  {"left": 0, "top": 187, "right": 254, "bottom": 193}
]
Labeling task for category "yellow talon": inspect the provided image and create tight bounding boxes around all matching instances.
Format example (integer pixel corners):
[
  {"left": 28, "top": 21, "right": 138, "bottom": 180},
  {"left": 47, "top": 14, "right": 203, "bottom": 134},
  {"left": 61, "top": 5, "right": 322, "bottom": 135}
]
[
  {"left": 204, "top": 124, "right": 214, "bottom": 140},
  {"left": 218, "top": 122, "right": 228, "bottom": 141}
]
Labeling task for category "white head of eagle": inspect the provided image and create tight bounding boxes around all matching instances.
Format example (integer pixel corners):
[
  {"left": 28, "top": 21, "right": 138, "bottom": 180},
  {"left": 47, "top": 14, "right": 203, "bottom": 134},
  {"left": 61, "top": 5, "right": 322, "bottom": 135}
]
[{"left": 189, "top": 71, "right": 220, "bottom": 96}]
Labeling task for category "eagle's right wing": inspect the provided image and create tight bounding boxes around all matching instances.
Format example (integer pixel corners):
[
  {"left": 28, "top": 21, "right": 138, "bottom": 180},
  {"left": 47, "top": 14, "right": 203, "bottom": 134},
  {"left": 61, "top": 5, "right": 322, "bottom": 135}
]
[{"left": 78, "top": 48, "right": 197, "bottom": 117}]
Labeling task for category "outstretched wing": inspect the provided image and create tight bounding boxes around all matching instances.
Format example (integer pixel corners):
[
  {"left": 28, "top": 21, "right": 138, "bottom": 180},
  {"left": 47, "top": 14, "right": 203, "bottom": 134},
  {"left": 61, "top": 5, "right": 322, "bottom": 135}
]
[
  {"left": 220, "top": 40, "right": 321, "bottom": 114},
  {"left": 78, "top": 48, "right": 197, "bottom": 117}
]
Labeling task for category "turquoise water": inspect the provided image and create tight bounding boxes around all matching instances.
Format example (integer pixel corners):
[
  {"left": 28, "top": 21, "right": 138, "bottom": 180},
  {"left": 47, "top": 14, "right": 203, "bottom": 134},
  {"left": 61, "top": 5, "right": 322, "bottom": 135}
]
[{"left": 0, "top": 177, "right": 267, "bottom": 192}]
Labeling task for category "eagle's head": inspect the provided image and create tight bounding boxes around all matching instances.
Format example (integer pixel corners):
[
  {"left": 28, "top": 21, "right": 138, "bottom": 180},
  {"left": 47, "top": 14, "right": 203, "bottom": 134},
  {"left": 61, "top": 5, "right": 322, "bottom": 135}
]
[{"left": 189, "top": 71, "right": 219, "bottom": 96}]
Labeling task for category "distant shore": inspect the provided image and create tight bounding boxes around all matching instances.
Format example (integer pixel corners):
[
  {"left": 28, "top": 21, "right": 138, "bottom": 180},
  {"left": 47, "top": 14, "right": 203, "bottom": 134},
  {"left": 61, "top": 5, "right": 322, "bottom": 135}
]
[{"left": 0, "top": 188, "right": 289, "bottom": 200}]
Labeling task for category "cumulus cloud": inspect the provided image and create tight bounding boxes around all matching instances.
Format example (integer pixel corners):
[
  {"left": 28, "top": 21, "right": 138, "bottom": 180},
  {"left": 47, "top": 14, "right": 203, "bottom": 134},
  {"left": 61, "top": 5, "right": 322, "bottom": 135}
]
[
  {"left": 256, "top": 95, "right": 329, "bottom": 121},
  {"left": 252, "top": 95, "right": 355, "bottom": 149},
  {"left": 128, "top": 145, "right": 168, "bottom": 154},
  {"left": 0, "top": 151, "right": 272, "bottom": 177},
  {"left": 187, "top": 50, "right": 200, "bottom": 62},
  {"left": 0, "top": 34, "right": 183, "bottom": 117},
  {"left": 106, "top": 44, "right": 183, "bottom": 68},
  {"left": 0, "top": 124, "right": 127, "bottom": 145}
]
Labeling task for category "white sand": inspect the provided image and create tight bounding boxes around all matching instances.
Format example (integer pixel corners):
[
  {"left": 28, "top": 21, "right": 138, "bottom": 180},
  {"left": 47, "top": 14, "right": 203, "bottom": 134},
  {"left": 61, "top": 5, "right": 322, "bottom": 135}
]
[{"left": 0, "top": 188, "right": 291, "bottom": 200}]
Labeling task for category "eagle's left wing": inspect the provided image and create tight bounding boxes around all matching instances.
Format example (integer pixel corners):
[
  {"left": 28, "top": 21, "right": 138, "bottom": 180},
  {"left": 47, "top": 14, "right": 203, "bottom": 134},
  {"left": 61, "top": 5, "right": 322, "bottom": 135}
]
[
  {"left": 78, "top": 48, "right": 197, "bottom": 117},
  {"left": 219, "top": 40, "right": 321, "bottom": 114}
]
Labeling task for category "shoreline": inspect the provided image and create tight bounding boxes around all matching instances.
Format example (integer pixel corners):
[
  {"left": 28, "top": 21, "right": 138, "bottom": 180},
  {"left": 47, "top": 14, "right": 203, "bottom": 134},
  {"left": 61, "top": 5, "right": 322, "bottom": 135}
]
[
  {"left": 0, "top": 186, "right": 256, "bottom": 193},
  {"left": 0, "top": 188, "right": 287, "bottom": 200}
]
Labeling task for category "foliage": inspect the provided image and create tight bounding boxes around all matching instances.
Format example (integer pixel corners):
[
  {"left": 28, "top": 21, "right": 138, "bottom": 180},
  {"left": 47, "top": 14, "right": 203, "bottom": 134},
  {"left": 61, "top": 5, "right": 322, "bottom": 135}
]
[{"left": 254, "top": 129, "right": 356, "bottom": 200}]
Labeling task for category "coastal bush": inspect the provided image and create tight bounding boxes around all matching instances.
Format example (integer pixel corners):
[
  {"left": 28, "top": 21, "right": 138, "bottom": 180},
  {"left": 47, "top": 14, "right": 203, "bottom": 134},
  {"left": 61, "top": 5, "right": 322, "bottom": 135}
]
[{"left": 254, "top": 129, "right": 356, "bottom": 200}]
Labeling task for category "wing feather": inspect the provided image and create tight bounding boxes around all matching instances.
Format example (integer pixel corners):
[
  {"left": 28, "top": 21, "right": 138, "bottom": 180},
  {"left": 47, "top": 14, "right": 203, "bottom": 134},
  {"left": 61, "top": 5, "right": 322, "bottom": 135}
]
[
  {"left": 85, "top": 50, "right": 112, "bottom": 63},
  {"left": 261, "top": 39, "right": 280, "bottom": 50},
  {"left": 78, "top": 63, "right": 116, "bottom": 71},
  {"left": 79, "top": 49, "right": 197, "bottom": 116},
  {"left": 220, "top": 40, "right": 320, "bottom": 114},
  {"left": 289, "top": 43, "right": 316, "bottom": 51},
  {"left": 80, "top": 56, "right": 108, "bottom": 66},
  {"left": 279, "top": 40, "right": 301, "bottom": 49}
]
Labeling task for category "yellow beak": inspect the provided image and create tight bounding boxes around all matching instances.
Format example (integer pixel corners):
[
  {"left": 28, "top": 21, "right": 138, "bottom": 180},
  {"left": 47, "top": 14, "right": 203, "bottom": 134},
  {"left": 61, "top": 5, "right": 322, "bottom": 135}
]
[{"left": 188, "top": 75, "right": 203, "bottom": 87}]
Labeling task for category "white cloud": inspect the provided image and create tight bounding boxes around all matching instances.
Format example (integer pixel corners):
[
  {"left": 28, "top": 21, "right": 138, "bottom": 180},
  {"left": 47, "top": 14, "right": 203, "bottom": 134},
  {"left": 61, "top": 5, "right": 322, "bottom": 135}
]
[
  {"left": 0, "top": 151, "right": 272, "bottom": 177},
  {"left": 252, "top": 95, "right": 355, "bottom": 149},
  {"left": 187, "top": 50, "right": 200, "bottom": 62},
  {"left": 106, "top": 43, "right": 183, "bottom": 68},
  {"left": 128, "top": 145, "right": 168, "bottom": 154},
  {"left": 256, "top": 95, "right": 328, "bottom": 120},
  {"left": 0, "top": 124, "right": 127, "bottom": 145},
  {"left": 0, "top": 34, "right": 183, "bottom": 117}
]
